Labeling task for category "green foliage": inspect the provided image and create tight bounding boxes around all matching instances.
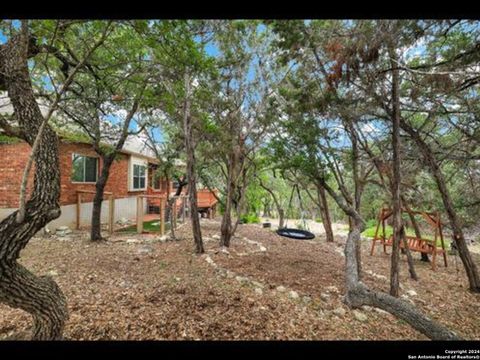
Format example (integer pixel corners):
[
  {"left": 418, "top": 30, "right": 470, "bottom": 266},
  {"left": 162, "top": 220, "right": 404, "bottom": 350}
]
[
  {"left": 118, "top": 220, "right": 171, "bottom": 233},
  {"left": 365, "top": 218, "right": 377, "bottom": 229},
  {"left": 361, "top": 224, "right": 450, "bottom": 247},
  {"left": 240, "top": 213, "right": 261, "bottom": 224},
  {"left": 0, "top": 134, "right": 21, "bottom": 144},
  {"left": 57, "top": 130, "right": 92, "bottom": 145}
]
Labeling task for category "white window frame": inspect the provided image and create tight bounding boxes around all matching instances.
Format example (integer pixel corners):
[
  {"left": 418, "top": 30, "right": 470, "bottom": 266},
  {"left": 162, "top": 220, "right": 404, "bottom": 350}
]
[
  {"left": 71, "top": 153, "right": 98, "bottom": 184},
  {"left": 129, "top": 157, "right": 148, "bottom": 191}
]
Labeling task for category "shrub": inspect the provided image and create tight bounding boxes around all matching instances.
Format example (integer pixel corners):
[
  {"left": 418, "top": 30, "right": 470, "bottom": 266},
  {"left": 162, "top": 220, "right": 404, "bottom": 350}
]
[
  {"left": 240, "top": 213, "right": 260, "bottom": 224},
  {"left": 366, "top": 218, "right": 377, "bottom": 228}
]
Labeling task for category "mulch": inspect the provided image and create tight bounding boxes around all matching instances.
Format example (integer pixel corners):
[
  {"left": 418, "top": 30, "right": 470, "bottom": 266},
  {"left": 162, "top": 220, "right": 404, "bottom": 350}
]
[{"left": 0, "top": 219, "right": 478, "bottom": 340}]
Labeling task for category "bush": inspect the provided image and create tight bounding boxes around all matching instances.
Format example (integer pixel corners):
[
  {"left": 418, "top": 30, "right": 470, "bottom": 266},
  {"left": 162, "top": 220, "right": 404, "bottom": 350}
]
[
  {"left": 362, "top": 224, "right": 392, "bottom": 239},
  {"left": 240, "top": 213, "right": 260, "bottom": 224},
  {"left": 315, "top": 218, "right": 323, "bottom": 223},
  {"left": 365, "top": 218, "right": 377, "bottom": 228}
]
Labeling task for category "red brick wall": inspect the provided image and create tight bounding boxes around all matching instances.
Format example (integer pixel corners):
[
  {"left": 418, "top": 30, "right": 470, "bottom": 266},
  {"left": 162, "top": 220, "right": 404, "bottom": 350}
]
[
  {"left": 0, "top": 141, "right": 156, "bottom": 208},
  {"left": 0, "top": 142, "right": 34, "bottom": 208},
  {"left": 0, "top": 140, "right": 216, "bottom": 210},
  {"left": 58, "top": 142, "right": 136, "bottom": 205}
]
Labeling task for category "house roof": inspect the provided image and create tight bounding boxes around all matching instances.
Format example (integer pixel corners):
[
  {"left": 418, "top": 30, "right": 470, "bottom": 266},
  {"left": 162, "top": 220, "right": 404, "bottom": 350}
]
[{"left": 0, "top": 93, "right": 183, "bottom": 166}]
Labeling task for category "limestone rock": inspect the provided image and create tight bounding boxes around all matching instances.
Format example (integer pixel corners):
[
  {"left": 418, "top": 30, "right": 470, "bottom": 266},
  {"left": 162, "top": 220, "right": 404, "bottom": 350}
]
[
  {"left": 334, "top": 247, "right": 345, "bottom": 257},
  {"left": 251, "top": 281, "right": 264, "bottom": 289},
  {"left": 117, "top": 217, "right": 131, "bottom": 225},
  {"left": 205, "top": 256, "right": 216, "bottom": 266},
  {"left": 288, "top": 290, "right": 300, "bottom": 300},
  {"left": 374, "top": 307, "right": 390, "bottom": 316},
  {"left": 235, "top": 276, "right": 249, "bottom": 284},
  {"left": 333, "top": 307, "right": 346, "bottom": 317},
  {"left": 401, "top": 294, "right": 415, "bottom": 305},
  {"left": 276, "top": 285, "right": 287, "bottom": 293},
  {"left": 158, "top": 235, "right": 169, "bottom": 243},
  {"left": 353, "top": 310, "right": 368, "bottom": 322},
  {"left": 47, "top": 270, "right": 58, "bottom": 277},
  {"left": 374, "top": 274, "right": 388, "bottom": 281},
  {"left": 126, "top": 239, "right": 140, "bottom": 244},
  {"left": 136, "top": 246, "right": 153, "bottom": 255},
  {"left": 406, "top": 289, "right": 417, "bottom": 297},
  {"left": 255, "top": 288, "right": 263, "bottom": 296},
  {"left": 325, "top": 285, "right": 339, "bottom": 293},
  {"left": 320, "top": 293, "right": 330, "bottom": 302},
  {"left": 219, "top": 247, "right": 230, "bottom": 255},
  {"left": 302, "top": 296, "right": 312, "bottom": 304}
]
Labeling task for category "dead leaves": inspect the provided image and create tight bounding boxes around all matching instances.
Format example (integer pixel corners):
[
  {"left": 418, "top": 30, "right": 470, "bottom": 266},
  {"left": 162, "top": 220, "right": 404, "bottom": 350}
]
[{"left": 0, "top": 222, "right": 479, "bottom": 340}]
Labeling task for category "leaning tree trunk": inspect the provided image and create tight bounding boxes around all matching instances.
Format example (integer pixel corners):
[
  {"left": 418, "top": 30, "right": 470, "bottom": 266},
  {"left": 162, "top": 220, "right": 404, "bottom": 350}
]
[
  {"left": 257, "top": 177, "right": 284, "bottom": 229},
  {"left": 278, "top": 208, "right": 285, "bottom": 229},
  {"left": 400, "top": 117, "right": 480, "bottom": 292},
  {"left": 0, "top": 29, "right": 68, "bottom": 339},
  {"left": 165, "top": 177, "right": 187, "bottom": 223},
  {"left": 183, "top": 72, "right": 203, "bottom": 254},
  {"left": 319, "top": 178, "right": 460, "bottom": 340},
  {"left": 220, "top": 159, "right": 235, "bottom": 247},
  {"left": 317, "top": 183, "right": 335, "bottom": 243},
  {"left": 90, "top": 155, "right": 114, "bottom": 241},
  {"left": 389, "top": 46, "right": 402, "bottom": 297}
]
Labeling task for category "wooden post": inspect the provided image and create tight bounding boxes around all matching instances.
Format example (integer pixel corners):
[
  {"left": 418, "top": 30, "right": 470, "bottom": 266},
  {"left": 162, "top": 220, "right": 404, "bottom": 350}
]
[
  {"left": 108, "top": 194, "right": 114, "bottom": 235},
  {"left": 76, "top": 192, "right": 82, "bottom": 230},
  {"left": 160, "top": 197, "right": 165, "bottom": 236},
  {"left": 137, "top": 196, "right": 144, "bottom": 234}
]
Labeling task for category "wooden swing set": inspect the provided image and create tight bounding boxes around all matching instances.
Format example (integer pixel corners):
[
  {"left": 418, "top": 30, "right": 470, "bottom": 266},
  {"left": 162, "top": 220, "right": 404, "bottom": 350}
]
[{"left": 370, "top": 207, "right": 448, "bottom": 271}]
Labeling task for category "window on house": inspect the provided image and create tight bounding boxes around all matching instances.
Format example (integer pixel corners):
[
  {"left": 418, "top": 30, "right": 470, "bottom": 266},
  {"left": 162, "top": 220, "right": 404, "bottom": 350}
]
[
  {"left": 133, "top": 164, "right": 146, "bottom": 190},
  {"left": 72, "top": 154, "right": 98, "bottom": 183}
]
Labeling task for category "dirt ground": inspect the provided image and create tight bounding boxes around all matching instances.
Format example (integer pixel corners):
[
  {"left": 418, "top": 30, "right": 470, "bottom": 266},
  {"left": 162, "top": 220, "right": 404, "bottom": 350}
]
[{"left": 1, "top": 218, "right": 479, "bottom": 340}]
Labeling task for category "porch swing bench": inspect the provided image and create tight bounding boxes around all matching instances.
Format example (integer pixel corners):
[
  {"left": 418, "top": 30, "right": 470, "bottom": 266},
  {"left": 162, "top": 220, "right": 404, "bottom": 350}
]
[{"left": 370, "top": 208, "right": 448, "bottom": 271}]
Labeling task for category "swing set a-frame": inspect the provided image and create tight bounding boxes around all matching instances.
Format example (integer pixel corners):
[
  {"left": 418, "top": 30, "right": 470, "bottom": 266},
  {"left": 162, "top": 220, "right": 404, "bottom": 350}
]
[{"left": 369, "top": 207, "right": 448, "bottom": 271}]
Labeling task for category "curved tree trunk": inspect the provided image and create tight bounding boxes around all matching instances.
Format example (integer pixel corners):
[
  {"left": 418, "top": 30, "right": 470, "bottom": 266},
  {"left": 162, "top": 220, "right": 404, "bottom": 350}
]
[
  {"left": 278, "top": 208, "right": 285, "bottom": 229},
  {"left": 90, "top": 156, "right": 114, "bottom": 241},
  {"left": 183, "top": 72, "right": 203, "bottom": 254},
  {"left": 0, "top": 29, "right": 68, "bottom": 339},
  {"left": 256, "top": 175, "right": 285, "bottom": 229},
  {"left": 165, "top": 177, "right": 187, "bottom": 226},
  {"left": 389, "top": 47, "right": 418, "bottom": 293},
  {"left": 400, "top": 117, "right": 480, "bottom": 292},
  {"left": 220, "top": 164, "right": 235, "bottom": 247},
  {"left": 318, "top": 177, "right": 460, "bottom": 340},
  {"left": 317, "top": 183, "right": 334, "bottom": 242}
]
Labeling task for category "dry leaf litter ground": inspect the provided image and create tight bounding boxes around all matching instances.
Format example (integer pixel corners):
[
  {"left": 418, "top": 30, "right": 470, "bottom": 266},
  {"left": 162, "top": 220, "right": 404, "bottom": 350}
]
[{"left": 1, "top": 218, "right": 479, "bottom": 340}]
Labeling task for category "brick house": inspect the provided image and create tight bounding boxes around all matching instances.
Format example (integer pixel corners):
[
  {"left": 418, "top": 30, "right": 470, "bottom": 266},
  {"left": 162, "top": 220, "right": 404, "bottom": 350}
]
[{"left": 0, "top": 135, "right": 218, "bottom": 229}]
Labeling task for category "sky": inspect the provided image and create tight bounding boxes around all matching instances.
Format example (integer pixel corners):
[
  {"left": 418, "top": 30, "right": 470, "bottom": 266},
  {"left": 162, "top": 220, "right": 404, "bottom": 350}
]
[{"left": 1, "top": 20, "right": 477, "bottom": 151}]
